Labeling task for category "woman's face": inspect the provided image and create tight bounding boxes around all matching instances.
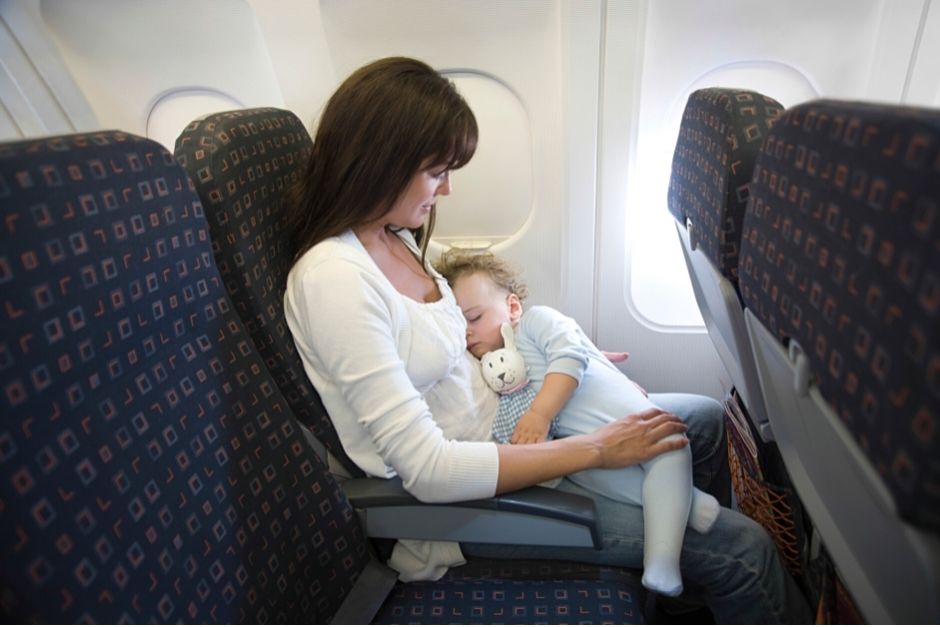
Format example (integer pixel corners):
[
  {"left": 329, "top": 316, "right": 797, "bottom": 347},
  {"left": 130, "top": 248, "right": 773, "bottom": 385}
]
[{"left": 384, "top": 160, "right": 452, "bottom": 229}]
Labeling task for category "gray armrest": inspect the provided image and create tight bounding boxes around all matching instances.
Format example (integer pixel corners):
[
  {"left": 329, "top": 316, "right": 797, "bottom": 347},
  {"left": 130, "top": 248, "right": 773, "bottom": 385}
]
[{"left": 342, "top": 477, "right": 601, "bottom": 549}]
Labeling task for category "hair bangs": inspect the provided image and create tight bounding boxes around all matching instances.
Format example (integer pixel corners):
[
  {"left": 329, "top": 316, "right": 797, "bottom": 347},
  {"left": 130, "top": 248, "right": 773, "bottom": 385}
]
[{"left": 427, "top": 107, "right": 478, "bottom": 172}]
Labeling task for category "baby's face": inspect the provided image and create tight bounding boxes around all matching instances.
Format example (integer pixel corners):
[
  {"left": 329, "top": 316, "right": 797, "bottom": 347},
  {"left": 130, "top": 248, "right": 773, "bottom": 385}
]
[{"left": 452, "top": 272, "right": 520, "bottom": 359}]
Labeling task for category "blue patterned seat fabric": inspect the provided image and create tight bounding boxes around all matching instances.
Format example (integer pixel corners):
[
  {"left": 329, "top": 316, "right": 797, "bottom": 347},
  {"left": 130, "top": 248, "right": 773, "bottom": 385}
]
[
  {"left": 738, "top": 100, "right": 940, "bottom": 531},
  {"left": 375, "top": 561, "right": 643, "bottom": 624},
  {"left": 173, "top": 108, "right": 362, "bottom": 477},
  {"left": 0, "top": 131, "right": 646, "bottom": 623},
  {"left": 668, "top": 88, "right": 784, "bottom": 284},
  {"left": 665, "top": 88, "right": 785, "bottom": 443},
  {"left": 0, "top": 132, "right": 368, "bottom": 622}
]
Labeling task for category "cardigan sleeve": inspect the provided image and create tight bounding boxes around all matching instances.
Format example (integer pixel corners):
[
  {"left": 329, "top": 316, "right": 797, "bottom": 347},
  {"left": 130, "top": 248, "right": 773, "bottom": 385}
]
[{"left": 287, "top": 253, "right": 499, "bottom": 503}]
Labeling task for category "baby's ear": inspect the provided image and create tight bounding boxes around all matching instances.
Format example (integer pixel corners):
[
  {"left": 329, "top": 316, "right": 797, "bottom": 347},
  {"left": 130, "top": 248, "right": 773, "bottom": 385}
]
[{"left": 499, "top": 322, "right": 515, "bottom": 350}]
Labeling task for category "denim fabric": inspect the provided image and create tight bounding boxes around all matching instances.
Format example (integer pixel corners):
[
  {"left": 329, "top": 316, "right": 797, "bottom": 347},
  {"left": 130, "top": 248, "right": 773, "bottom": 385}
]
[
  {"left": 649, "top": 393, "right": 732, "bottom": 507},
  {"left": 463, "top": 393, "right": 813, "bottom": 624}
]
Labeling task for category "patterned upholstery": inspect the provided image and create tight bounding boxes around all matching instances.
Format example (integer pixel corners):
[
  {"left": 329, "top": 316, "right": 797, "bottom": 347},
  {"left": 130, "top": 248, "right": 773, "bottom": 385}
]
[
  {"left": 738, "top": 100, "right": 940, "bottom": 531},
  {"left": 0, "top": 130, "right": 646, "bottom": 623},
  {"left": 668, "top": 88, "right": 784, "bottom": 283},
  {"left": 173, "top": 108, "right": 362, "bottom": 477},
  {"left": 377, "top": 561, "right": 643, "bottom": 624},
  {"left": 666, "top": 88, "right": 784, "bottom": 441},
  {"left": 0, "top": 131, "right": 369, "bottom": 622}
]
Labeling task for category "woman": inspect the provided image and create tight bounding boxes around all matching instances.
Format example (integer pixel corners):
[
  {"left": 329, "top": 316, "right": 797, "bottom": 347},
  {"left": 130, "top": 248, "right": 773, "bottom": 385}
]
[{"left": 284, "top": 56, "right": 810, "bottom": 623}]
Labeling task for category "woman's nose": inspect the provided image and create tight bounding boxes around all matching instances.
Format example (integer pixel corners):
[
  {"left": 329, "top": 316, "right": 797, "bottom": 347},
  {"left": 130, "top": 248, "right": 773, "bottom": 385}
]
[{"left": 437, "top": 172, "right": 452, "bottom": 196}]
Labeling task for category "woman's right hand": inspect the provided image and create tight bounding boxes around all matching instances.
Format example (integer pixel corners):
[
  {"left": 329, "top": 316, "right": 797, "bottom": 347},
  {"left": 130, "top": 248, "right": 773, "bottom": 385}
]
[
  {"left": 495, "top": 407, "right": 689, "bottom": 494},
  {"left": 590, "top": 407, "right": 688, "bottom": 469}
]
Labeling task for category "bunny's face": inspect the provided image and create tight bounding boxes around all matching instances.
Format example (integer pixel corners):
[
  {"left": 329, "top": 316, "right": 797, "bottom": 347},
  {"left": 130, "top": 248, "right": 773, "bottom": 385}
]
[
  {"left": 480, "top": 347, "right": 528, "bottom": 394},
  {"left": 479, "top": 324, "right": 527, "bottom": 394}
]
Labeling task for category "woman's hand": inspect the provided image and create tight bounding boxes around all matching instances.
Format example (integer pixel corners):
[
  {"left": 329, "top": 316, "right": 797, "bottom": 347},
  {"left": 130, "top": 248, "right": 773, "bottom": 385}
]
[
  {"left": 494, "top": 407, "right": 688, "bottom": 494},
  {"left": 589, "top": 407, "right": 688, "bottom": 468}
]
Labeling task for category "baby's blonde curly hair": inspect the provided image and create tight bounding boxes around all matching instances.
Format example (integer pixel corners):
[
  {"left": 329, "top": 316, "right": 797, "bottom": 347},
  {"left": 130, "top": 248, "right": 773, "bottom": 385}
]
[{"left": 435, "top": 250, "right": 529, "bottom": 301}]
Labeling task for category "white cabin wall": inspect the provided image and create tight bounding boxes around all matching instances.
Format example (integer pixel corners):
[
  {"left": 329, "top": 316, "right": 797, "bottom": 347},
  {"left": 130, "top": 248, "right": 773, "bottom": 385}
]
[
  {"left": 0, "top": 0, "right": 96, "bottom": 140},
  {"left": 1, "top": 0, "right": 291, "bottom": 149},
  {"left": 904, "top": 0, "right": 940, "bottom": 106},
  {"left": 3, "top": 0, "right": 940, "bottom": 398},
  {"left": 42, "top": 0, "right": 285, "bottom": 150},
  {"left": 595, "top": 0, "right": 937, "bottom": 396},
  {"left": 560, "top": 1, "right": 604, "bottom": 335},
  {"left": 245, "top": 0, "right": 337, "bottom": 131},
  {"left": 310, "top": 0, "right": 600, "bottom": 334}
]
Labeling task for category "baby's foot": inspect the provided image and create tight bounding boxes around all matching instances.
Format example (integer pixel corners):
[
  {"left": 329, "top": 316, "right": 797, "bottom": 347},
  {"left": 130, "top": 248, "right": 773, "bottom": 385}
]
[
  {"left": 688, "top": 488, "right": 720, "bottom": 533},
  {"left": 642, "top": 549, "right": 683, "bottom": 597}
]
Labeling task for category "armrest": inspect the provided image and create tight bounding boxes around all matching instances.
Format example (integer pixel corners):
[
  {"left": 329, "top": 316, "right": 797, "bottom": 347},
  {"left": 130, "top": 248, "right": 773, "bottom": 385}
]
[{"left": 342, "top": 476, "right": 601, "bottom": 549}]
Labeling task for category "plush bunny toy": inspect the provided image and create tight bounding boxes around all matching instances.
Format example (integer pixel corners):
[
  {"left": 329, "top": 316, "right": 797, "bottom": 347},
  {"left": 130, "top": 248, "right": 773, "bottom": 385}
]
[{"left": 480, "top": 323, "right": 556, "bottom": 443}]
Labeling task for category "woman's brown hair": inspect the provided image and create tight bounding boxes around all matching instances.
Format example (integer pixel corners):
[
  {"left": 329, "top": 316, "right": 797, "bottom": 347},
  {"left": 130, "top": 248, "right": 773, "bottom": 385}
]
[{"left": 288, "top": 57, "right": 478, "bottom": 263}]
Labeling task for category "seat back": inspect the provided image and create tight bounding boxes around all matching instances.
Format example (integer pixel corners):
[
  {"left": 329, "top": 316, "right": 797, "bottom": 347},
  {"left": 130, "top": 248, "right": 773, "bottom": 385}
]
[
  {"left": 739, "top": 99, "right": 940, "bottom": 623},
  {"left": 0, "top": 131, "right": 369, "bottom": 622},
  {"left": 173, "top": 108, "right": 362, "bottom": 477},
  {"left": 667, "top": 88, "right": 784, "bottom": 440}
]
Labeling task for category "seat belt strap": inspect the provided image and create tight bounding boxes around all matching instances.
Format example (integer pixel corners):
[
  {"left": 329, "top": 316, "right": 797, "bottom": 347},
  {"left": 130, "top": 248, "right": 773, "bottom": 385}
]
[{"left": 330, "top": 558, "right": 399, "bottom": 624}]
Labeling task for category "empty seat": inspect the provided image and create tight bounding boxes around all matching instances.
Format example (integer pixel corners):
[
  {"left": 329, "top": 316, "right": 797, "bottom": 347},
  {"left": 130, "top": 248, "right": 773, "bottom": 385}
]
[
  {"left": 0, "top": 130, "right": 645, "bottom": 623},
  {"left": 738, "top": 99, "right": 940, "bottom": 623},
  {"left": 667, "top": 88, "right": 784, "bottom": 441}
]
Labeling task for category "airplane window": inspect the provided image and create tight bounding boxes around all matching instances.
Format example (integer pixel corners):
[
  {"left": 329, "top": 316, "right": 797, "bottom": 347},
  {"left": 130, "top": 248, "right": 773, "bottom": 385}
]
[
  {"left": 432, "top": 72, "right": 533, "bottom": 251},
  {"left": 146, "top": 89, "right": 243, "bottom": 151},
  {"left": 629, "top": 61, "right": 818, "bottom": 328}
]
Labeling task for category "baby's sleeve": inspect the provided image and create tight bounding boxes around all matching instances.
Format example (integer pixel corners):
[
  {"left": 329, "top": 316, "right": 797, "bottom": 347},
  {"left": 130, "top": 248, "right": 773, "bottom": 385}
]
[{"left": 521, "top": 306, "right": 591, "bottom": 385}]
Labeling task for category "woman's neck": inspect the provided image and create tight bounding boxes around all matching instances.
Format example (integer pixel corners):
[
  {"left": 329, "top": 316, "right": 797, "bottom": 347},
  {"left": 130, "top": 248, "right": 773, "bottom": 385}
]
[
  {"left": 354, "top": 223, "right": 441, "bottom": 303},
  {"left": 352, "top": 220, "right": 392, "bottom": 247}
]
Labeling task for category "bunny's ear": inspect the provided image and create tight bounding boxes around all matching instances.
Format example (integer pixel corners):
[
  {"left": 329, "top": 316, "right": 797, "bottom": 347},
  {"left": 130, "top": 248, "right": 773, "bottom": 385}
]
[{"left": 499, "top": 322, "right": 515, "bottom": 350}]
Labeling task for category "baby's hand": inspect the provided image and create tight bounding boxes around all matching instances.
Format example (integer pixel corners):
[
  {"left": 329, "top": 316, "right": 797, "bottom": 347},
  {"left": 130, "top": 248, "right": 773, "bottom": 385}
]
[
  {"left": 510, "top": 410, "right": 552, "bottom": 444},
  {"left": 602, "top": 350, "right": 630, "bottom": 363}
]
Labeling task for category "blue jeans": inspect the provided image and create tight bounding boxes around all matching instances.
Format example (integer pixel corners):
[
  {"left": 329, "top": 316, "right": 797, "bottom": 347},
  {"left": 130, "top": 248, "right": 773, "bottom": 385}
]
[{"left": 463, "top": 393, "right": 812, "bottom": 624}]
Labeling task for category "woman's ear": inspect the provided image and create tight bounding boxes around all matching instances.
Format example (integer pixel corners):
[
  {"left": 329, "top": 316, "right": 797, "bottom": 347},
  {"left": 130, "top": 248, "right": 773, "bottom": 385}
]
[{"left": 507, "top": 293, "right": 523, "bottom": 324}]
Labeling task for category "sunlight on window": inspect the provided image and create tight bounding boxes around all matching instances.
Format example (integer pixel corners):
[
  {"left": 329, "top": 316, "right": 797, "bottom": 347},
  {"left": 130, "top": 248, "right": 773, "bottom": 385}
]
[{"left": 628, "top": 61, "right": 818, "bottom": 329}]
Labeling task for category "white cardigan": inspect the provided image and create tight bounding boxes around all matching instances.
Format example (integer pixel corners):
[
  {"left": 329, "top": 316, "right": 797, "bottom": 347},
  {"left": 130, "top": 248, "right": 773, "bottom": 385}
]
[{"left": 284, "top": 229, "right": 499, "bottom": 504}]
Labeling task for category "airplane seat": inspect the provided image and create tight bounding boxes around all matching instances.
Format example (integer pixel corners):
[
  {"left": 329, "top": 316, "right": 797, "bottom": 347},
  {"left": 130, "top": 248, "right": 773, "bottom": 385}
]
[
  {"left": 738, "top": 99, "right": 940, "bottom": 624},
  {"left": 171, "top": 107, "right": 364, "bottom": 478},
  {"left": 0, "top": 130, "right": 368, "bottom": 622},
  {"left": 667, "top": 87, "right": 784, "bottom": 443},
  {"left": 0, "top": 130, "right": 648, "bottom": 623},
  {"left": 172, "top": 107, "right": 617, "bottom": 552}
]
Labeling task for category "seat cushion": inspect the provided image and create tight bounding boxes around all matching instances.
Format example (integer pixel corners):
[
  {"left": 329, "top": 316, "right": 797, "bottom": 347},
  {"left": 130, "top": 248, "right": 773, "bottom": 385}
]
[{"left": 375, "top": 560, "right": 645, "bottom": 624}]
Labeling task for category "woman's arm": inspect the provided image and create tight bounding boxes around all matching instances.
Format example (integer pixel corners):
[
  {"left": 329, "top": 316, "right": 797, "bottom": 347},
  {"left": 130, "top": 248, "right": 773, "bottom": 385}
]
[
  {"left": 496, "top": 407, "right": 689, "bottom": 493},
  {"left": 289, "top": 253, "right": 499, "bottom": 502},
  {"left": 290, "top": 251, "right": 687, "bottom": 502}
]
